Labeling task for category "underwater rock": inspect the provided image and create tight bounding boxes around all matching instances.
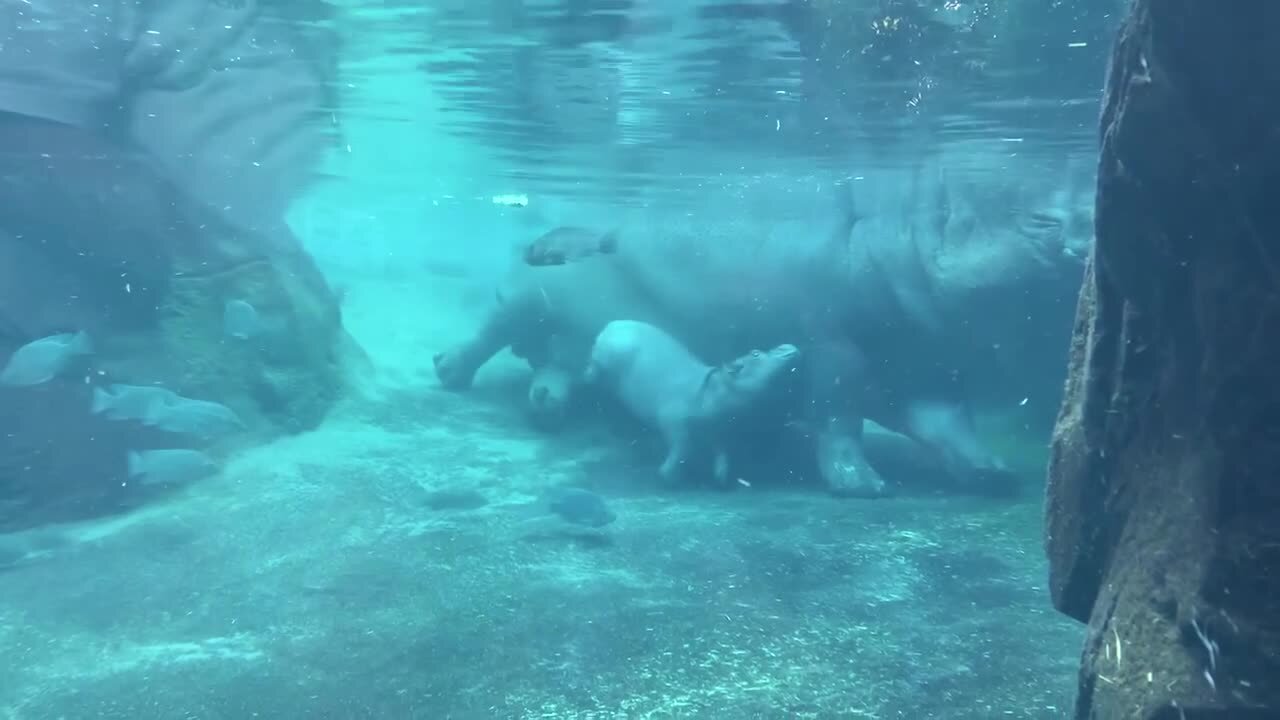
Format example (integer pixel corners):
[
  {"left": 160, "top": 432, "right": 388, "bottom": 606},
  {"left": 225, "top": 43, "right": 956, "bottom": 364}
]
[
  {"left": 0, "top": 116, "right": 355, "bottom": 531},
  {"left": 1046, "top": 2, "right": 1280, "bottom": 716},
  {"left": 224, "top": 299, "right": 265, "bottom": 340}
]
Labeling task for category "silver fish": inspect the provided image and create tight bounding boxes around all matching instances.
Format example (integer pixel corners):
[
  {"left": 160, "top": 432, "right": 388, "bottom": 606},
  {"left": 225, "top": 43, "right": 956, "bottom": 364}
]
[
  {"left": 91, "top": 383, "right": 181, "bottom": 421},
  {"left": 143, "top": 397, "right": 246, "bottom": 438},
  {"left": 127, "top": 449, "right": 219, "bottom": 486},
  {"left": 0, "top": 331, "right": 92, "bottom": 386}
]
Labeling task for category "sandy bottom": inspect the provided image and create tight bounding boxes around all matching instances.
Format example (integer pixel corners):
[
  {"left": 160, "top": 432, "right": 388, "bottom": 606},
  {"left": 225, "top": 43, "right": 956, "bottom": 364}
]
[{"left": 0, "top": 276, "right": 1083, "bottom": 719}]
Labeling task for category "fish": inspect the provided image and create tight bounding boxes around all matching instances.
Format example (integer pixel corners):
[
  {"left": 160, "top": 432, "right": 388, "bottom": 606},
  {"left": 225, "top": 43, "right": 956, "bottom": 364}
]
[
  {"left": 546, "top": 487, "right": 617, "bottom": 528},
  {"left": 126, "top": 449, "right": 219, "bottom": 487},
  {"left": 522, "top": 227, "right": 619, "bottom": 267},
  {"left": 0, "top": 331, "right": 92, "bottom": 386},
  {"left": 91, "top": 385, "right": 244, "bottom": 437},
  {"left": 143, "top": 397, "right": 246, "bottom": 438},
  {"left": 91, "top": 383, "right": 181, "bottom": 421},
  {"left": 223, "top": 299, "right": 262, "bottom": 340}
]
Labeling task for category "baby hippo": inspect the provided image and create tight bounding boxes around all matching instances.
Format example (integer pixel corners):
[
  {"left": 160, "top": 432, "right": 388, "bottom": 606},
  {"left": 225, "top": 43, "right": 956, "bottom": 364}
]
[{"left": 584, "top": 319, "right": 800, "bottom": 485}]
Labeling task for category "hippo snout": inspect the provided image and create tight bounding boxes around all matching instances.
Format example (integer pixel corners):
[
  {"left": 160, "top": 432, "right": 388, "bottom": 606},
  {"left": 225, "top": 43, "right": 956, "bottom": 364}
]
[
  {"left": 527, "top": 386, "right": 568, "bottom": 430},
  {"left": 526, "top": 365, "right": 576, "bottom": 431},
  {"left": 762, "top": 344, "right": 801, "bottom": 372},
  {"left": 529, "top": 382, "right": 566, "bottom": 413},
  {"left": 772, "top": 344, "right": 801, "bottom": 361}
]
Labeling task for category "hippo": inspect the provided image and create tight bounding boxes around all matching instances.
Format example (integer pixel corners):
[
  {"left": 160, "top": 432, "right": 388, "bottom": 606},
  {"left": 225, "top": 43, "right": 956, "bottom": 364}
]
[
  {"left": 584, "top": 320, "right": 801, "bottom": 485},
  {"left": 434, "top": 164, "right": 1090, "bottom": 497},
  {"left": 432, "top": 185, "right": 893, "bottom": 497}
]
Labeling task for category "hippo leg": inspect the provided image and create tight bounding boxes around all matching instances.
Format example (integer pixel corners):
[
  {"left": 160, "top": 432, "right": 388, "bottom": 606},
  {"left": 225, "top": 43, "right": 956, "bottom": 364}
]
[
  {"left": 815, "top": 414, "right": 890, "bottom": 497},
  {"left": 521, "top": 331, "right": 594, "bottom": 430},
  {"left": 432, "top": 291, "right": 544, "bottom": 390},
  {"left": 432, "top": 349, "right": 480, "bottom": 390},
  {"left": 712, "top": 448, "right": 730, "bottom": 486},
  {"left": 432, "top": 329, "right": 509, "bottom": 391},
  {"left": 803, "top": 340, "right": 890, "bottom": 498},
  {"left": 657, "top": 420, "right": 691, "bottom": 483},
  {"left": 902, "top": 399, "right": 1018, "bottom": 496}
]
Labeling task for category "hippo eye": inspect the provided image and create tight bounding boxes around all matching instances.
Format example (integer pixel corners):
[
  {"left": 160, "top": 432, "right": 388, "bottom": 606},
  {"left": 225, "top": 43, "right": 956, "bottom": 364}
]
[{"left": 751, "top": 350, "right": 762, "bottom": 358}]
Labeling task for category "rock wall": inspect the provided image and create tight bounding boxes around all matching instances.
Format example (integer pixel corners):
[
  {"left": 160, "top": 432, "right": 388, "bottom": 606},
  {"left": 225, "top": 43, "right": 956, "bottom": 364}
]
[
  {"left": 1046, "top": 1, "right": 1280, "bottom": 717},
  {"left": 0, "top": 117, "right": 353, "bottom": 532}
]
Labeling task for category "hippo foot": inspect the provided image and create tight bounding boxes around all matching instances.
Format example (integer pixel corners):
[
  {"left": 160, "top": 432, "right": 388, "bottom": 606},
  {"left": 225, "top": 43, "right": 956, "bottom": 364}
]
[
  {"left": 816, "top": 426, "right": 890, "bottom": 498},
  {"left": 658, "top": 457, "right": 678, "bottom": 484},
  {"left": 432, "top": 350, "right": 476, "bottom": 390},
  {"left": 658, "top": 453, "right": 693, "bottom": 488},
  {"left": 712, "top": 450, "right": 730, "bottom": 488},
  {"left": 956, "top": 463, "right": 1023, "bottom": 498},
  {"left": 821, "top": 456, "right": 890, "bottom": 498}
]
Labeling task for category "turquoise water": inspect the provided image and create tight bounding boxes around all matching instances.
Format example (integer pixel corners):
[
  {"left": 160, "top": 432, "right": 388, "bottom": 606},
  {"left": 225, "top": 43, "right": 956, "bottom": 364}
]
[{"left": 0, "top": 2, "right": 1124, "bottom": 717}]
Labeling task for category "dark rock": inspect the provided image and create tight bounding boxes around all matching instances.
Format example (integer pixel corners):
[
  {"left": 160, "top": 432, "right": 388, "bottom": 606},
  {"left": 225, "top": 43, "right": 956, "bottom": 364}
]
[
  {"left": 1046, "top": 2, "right": 1280, "bottom": 716},
  {"left": 0, "top": 115, "right": 355, "bottom": 531},
  {"left": 0, "top": 0, "right": 357, "bottom": 535}
]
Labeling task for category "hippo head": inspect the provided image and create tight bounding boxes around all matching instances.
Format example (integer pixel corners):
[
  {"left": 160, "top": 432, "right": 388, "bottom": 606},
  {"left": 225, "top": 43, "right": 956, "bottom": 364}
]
[
  {"left": 526, "top": 363, "right": 577, "bottom": 430},
  {"left": 710, "top": 343, "right": 802, "bottom": 413}
]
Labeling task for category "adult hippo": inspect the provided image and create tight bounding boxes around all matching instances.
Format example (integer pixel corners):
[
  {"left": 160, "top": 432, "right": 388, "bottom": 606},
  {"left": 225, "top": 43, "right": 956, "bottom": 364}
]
[{"left": 434, "top": 156, "right": 1091, "bottom": 497}]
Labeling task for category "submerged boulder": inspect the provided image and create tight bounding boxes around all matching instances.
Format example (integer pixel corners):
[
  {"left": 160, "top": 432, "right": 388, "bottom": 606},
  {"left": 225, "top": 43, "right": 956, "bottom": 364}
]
[
  {"left": 1046, "top": 1, "right": 1280, "bottom": 716},
  {"left": 0, "top": 116, "right": 353, "bottom": 532},
  {"left": 0, "top": 1, "right": 352, "bottom": 531}
]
